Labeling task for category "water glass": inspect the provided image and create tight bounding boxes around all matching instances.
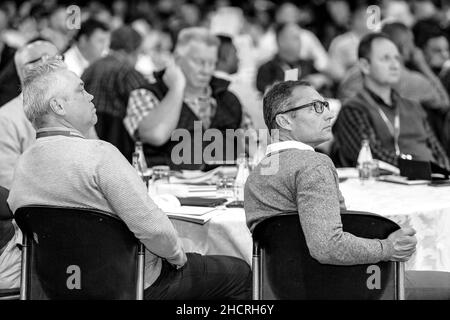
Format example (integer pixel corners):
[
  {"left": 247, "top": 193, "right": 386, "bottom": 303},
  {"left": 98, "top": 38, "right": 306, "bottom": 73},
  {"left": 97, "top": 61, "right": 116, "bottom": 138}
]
[{"left": 216, "top": 177, "right": 235, "bottom": 198}]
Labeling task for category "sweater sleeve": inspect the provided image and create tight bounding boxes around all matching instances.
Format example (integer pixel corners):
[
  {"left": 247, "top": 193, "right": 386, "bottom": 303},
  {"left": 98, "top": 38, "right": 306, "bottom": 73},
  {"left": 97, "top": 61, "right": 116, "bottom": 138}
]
[
  {"left": 94, "top": 143, "right": 187, "bottom": 267},
  {"left": 295, "top": 163, "right": 394, "bottom": 265}
]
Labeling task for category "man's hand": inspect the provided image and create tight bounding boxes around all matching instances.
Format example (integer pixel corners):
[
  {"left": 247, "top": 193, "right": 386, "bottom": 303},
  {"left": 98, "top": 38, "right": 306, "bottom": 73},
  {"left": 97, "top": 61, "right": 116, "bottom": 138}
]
[
  {"left": 163, "top": 60, "right": 186, "bottom": 92},
  {"left": 387, "top": 227, "right": 417, "bottom": 262}
]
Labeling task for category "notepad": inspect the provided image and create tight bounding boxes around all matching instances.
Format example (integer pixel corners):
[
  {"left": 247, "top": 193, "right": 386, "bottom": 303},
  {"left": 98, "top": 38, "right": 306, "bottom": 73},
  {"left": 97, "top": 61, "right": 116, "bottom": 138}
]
[{"left": 166, "top": 207, "right": 223, "bottom": 224}]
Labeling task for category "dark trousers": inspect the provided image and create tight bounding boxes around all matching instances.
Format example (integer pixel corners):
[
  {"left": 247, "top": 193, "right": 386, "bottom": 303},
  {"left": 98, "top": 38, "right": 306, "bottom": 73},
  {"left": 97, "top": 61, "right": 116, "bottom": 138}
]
[
  {"left": 406, "top": 271, "right": 450, "bottom": 300},
  {"left": 144, "top": 253, "right": 252, "bottom": 300}
]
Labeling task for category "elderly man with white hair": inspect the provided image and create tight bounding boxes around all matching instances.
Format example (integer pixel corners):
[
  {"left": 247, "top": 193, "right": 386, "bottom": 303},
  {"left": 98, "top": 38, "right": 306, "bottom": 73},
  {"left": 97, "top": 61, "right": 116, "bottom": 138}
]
[
  {"left": 7, "top": 59, "right": 251, "bottom": 300},
  {"left": 0, "top": 39, "right": 97, "bottom": 190},
  {"left": 123, "top": 27, "right": 245, "bottom": 170}
]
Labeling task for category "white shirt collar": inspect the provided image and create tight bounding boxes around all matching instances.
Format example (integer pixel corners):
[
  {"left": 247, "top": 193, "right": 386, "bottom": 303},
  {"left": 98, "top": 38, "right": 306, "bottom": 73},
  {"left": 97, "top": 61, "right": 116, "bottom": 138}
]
[{"left": 265, "top": 140, "right": 314, "bottom": 156}]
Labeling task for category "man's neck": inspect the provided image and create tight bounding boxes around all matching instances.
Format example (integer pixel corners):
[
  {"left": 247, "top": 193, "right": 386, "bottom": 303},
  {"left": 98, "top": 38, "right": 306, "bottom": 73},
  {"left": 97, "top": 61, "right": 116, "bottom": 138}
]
[
  {"left": 184, "top": 84, "right": 208, "bottom": 98},
  {"left": 364, "top": 77, "right": 392, "bottom": 105},
  {"left": 275, "top": 133, "right": 316, "bottom": 148},
  {"left": 277, "top": 51, "right": 298, "bottom": 64},
  {"left": 76, "top": 44, "right": 93, "bottom": 63}
]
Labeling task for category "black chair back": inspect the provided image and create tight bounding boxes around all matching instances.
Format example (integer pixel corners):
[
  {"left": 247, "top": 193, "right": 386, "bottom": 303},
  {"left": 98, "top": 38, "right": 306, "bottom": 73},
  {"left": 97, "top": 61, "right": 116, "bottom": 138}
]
[
  {"left": 252, "top": 210, "right": 402, "bottom": 300},
  {"left": 15, "top": 206, "right": 144, "bottom": 300}
]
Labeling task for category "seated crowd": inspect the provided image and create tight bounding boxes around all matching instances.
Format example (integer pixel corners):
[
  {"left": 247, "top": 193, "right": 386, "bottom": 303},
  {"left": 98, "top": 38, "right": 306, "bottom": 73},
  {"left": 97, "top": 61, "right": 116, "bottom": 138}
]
[{"left": 1, "top": 0, "right": 450, "bottom": 299}]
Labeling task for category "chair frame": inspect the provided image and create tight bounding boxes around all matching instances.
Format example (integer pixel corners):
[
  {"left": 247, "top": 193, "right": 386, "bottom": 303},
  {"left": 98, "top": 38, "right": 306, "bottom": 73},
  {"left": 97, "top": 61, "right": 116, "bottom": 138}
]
[
  {"left": 16, "top": 206, "right": 145, "bottom": 300},
  {"left": 252, "top": 211, "right": 405, "bottom": 300}
]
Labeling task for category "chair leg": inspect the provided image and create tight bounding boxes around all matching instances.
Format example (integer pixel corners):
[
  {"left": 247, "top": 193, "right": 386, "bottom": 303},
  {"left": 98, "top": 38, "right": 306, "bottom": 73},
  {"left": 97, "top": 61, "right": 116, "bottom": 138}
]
[
  {"left": 136, "top": 243, "right": 145, "bottom": 300},
  {"left": 19, "top": 234, "right": 29, "bottom": 300},
  {"left": 396, "top": 262, "right": 406, "bottom": 300},
  {"left": 252, "top": 242, "right": 261, "bottom": 300}
]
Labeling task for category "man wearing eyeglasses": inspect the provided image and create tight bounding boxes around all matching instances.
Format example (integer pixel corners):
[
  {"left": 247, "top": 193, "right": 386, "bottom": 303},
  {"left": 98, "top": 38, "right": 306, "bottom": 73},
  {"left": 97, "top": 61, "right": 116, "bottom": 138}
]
[{"left": 245, "top": 80, "right": 450, "bottom": 299}]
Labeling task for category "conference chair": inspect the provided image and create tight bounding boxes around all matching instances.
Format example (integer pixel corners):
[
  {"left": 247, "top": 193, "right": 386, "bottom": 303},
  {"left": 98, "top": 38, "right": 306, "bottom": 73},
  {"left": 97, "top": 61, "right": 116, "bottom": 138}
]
[
  {"left": 252, "top": 210, "right": 405, "bottom": 300},
  {"left": 15, "top": 206, "right": 145, "bottom": 300},
  {"left": 0, "top": 288, "right": 20, "bottom": 300}
]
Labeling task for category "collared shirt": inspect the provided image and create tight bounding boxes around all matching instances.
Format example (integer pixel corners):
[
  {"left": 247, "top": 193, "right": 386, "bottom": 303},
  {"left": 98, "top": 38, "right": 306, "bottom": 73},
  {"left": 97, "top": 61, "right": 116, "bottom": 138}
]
[
  {"left": 63, "top": 45, "right": 90, "bottom": 77},
  {"left": 265, "top": 140, "right": 314, "bottom": 156},
  {"left": 36, "top": 127, "right": 85, "bottom": 139},
  {"left": 183, "top": 86, "right": 217, "bottom": 129},
  {"left": 0, "top": 95, "right": 98, "bottom": 189}
]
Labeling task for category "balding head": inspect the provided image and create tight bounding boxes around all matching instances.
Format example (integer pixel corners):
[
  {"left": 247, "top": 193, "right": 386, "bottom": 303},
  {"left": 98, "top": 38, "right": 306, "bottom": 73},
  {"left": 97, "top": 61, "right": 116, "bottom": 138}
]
[{"left": 14, "top": 40, "right": 59, "bottom": 83}]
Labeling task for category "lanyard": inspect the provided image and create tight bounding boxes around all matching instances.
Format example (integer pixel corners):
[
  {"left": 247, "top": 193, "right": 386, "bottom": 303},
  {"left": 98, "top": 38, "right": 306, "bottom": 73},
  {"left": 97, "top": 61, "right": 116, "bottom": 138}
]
[
  {"left": 36, "top": 130, "right": 85, "bottom": 139},
  {"left": 361, "top": 89, "right": 401, "bottom": 156}
]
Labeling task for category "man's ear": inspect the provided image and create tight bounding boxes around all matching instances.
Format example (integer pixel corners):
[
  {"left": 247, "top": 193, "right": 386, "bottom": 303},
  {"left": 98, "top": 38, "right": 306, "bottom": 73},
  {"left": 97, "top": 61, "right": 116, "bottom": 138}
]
[
  {"left": 49, "top": 97, "right": 66, "bottom": 116},
  {"left": 358, "top": 58, "right": 370, "bottom": 76},
  {"left": 275, "top": 114, "right": 292, "bottom": 131}
]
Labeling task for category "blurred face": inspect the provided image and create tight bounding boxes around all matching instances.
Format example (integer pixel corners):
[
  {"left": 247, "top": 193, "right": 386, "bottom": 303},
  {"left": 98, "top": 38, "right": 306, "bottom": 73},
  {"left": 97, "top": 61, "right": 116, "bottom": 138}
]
[
  {"left": 0, "top": 10, "right": 8, "bottom": 32},
  {"left": 361, "top": 38, "right": 402, "bottom": 86},
  {"left": 55, "top": 70, "right": 96, "bottom": 134},
  {"left": 277, "top": 86, "right": 334, "bottom": 147},
  {"left": 80, "top": 29, "right": 110, "bottom": 62},
  {"left": 178, "top": 41, "right": 218, "bottom": 89},
  {"left": 16, "top": 41, "right": 59, "bottom": 82},
  {"left": 423, "top": 36, "right": 449, "bottom": 70},
  {"left": 394, "top": 30, "right": 415, "bottom": 61},
  {"left": 277, "top": 24, "right": 301, "bottom": 61},
  {"left": 275, "top": 3, "right": 301, "bottom": 24}
]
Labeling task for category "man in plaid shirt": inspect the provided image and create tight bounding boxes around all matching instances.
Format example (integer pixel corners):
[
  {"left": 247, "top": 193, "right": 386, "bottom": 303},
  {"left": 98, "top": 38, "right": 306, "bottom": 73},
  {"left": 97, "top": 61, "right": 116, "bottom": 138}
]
[
  {"left": 333, "top": 32, "right": 450, "bottom": 170},
  {"left": 123, "top": 27, "right": 248, "bottom": 170}
]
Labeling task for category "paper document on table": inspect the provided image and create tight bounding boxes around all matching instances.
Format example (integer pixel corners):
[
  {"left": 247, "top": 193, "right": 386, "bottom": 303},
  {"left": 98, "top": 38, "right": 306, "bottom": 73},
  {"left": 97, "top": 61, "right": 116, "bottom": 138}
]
[
  {"left": 166, "top": 207, "right": 223, "bottom": 224},
  {"left": 284, "top": 68, "right": 298, "bottom": 81},
  {"left": 377, "top": 175, "right": 429, "bottom": 185}
]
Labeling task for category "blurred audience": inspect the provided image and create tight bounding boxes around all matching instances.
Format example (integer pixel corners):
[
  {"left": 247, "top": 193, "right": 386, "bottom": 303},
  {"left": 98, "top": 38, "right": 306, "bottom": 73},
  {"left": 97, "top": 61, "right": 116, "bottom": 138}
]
[
  {"left": 82, "top": 26, "right": 146, "bottom": 161},
  {"left": 123, "top": 27, "right": 244, "bottom": 170},
  {"left": 338, "top": 22, "right": 450, "bottom": 115},
  {"left": 413, "top": 18, "right": 450, "bottom": 76},
  {"left": 63, "top": 18, "right": 110, "bottom": 77},
  {"left": 333, "top": 33, "right": 449, "bottom": 169},
  {"left": 328, "top": 5, "right": 371, "bottom": 80},
  {"left": 256, "top": 22, "right": 331, "bottom": 96}
]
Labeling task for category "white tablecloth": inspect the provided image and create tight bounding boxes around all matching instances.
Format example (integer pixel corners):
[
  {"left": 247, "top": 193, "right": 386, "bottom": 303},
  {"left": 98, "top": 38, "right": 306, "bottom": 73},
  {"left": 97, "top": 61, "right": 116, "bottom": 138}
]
[{"left": 170, "top": 178, "right": 450, "bottom": 272}]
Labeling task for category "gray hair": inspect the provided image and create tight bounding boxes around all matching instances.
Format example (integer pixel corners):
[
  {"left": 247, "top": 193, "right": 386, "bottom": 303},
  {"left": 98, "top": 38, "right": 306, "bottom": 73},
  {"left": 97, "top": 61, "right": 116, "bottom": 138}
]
[
  {"left": 174, "top": 27, "right": 220, "bottom": 56},
  {"left": 22, "top": 58, "right": 67, "bottom": 128},
  {"left": 263, "top": 80, "right": 312, "bottom": 131}
]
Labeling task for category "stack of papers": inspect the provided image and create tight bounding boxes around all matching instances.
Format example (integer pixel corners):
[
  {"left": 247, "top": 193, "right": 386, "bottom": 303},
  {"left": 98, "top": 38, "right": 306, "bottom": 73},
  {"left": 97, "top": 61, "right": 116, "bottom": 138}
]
[
  {"left": 151, "top": 193, "right": 227, "bottom": 224},
  {"left": 166, "top": 207, "right": 223, "bottom": 225}
]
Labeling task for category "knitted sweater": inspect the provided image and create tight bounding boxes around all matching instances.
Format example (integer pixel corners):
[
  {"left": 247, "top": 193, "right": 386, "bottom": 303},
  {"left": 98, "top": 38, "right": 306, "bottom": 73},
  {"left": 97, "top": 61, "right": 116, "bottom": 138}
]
[
  {"left": 244, "top": 148, "right": 394, "bottom": 265},
  {"left": 7, "top": 129, "right": 186, "bottom": 288}
]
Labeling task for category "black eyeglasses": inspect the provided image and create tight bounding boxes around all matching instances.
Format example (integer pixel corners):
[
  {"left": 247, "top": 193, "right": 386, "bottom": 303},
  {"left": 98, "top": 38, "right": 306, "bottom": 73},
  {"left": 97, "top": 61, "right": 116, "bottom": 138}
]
[{"left": 275, "top": 100, "right": 330, "bottom": 120}]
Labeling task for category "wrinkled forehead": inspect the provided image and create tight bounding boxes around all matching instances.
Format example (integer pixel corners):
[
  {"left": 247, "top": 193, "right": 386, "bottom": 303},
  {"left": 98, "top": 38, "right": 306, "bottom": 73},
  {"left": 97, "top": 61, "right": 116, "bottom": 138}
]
[
  {"left": 18, "top": 41, "right": 58, "bottom": 65},
  {"left": 289, "top": 86, "right": 323, "bottom": 106}
]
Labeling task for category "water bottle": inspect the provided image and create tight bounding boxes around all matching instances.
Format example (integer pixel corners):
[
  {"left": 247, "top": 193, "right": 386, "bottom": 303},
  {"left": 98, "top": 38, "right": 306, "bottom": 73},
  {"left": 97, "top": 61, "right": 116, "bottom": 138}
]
[
  {"left": 132, "top": 152, "right": 143, "bottom": 177},
  {"left": 357, "top": 139, "right": 374, "bottom": 182},
  {"left": 135, "top": 141, "right": 148, "bottom": 172},
  {"left": 234, "top": 154, "right": 250, "bottom": 201}
]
